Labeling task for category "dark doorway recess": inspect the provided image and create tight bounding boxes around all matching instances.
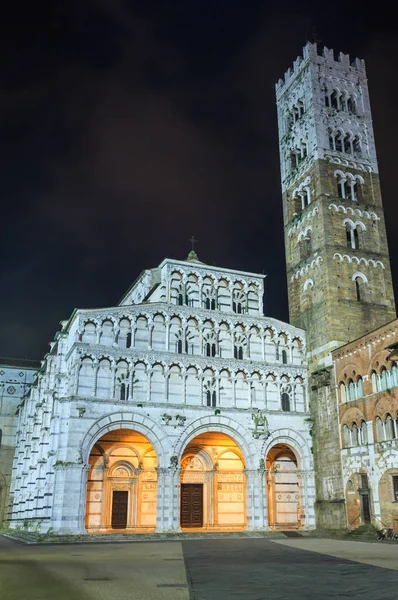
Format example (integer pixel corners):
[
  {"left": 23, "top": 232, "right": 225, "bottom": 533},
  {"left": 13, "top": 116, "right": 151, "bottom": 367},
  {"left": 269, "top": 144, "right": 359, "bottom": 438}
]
[{"left": 181, "top": 484, "right": 203, "bottom": 527}]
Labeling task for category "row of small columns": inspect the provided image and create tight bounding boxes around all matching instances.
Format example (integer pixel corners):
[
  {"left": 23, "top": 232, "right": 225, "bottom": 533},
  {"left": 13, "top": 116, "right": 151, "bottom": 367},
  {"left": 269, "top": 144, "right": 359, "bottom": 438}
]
[{"left": 74, "top": 366, "right": 305, "bottom": 410}]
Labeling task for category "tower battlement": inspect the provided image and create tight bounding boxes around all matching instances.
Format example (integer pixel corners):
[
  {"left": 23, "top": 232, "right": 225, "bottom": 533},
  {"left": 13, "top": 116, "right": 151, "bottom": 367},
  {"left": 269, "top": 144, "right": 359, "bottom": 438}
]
[{"left": 276, "top": 42, "right": 365, "bottom": 96}]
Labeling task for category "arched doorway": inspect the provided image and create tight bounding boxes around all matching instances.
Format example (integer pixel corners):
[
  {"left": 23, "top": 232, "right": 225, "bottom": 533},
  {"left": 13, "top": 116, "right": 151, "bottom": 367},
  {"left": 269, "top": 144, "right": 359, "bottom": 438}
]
[
  {"left": 345, "top": 472, "right": 372, "bottom": 529},
  {"left": 180, "top": 432, "right": 245, "bottom": 531},
  {"left": 379, "top": 468, "right": 398, "bottom": 532},
  {"left": 266, "top": 444, "right": 300, "bottom": 529},
  {"left": 85, "top": 429, "right": 157, "bottom": 533}
]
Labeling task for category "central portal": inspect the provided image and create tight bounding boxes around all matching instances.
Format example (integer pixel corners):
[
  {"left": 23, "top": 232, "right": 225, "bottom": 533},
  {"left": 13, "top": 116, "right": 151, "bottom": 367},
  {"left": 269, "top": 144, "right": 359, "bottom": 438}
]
[
  {"left": 180, "top": 484, "right": 203, "bottom": 528},
  {"left": 180, "top": 432, "right": 246, "bottom": 531}
]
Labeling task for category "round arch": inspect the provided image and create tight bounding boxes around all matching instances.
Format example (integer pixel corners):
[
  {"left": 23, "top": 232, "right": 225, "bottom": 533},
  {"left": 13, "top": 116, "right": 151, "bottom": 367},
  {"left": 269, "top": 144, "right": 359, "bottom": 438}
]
[
  {"left": 81, "top": 412, "right": 169, "bottom": 467},
  {"left": 262, "top": 428, "right": 312, "bottom": 471},
  {"left": 173, "top": 416, "right": 257, "bottom": 469}
]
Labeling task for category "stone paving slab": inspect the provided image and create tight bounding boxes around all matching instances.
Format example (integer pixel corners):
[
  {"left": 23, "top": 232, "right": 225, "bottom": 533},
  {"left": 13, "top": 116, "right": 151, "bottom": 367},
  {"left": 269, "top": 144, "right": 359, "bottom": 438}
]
[
  {"left": 0, "top": 536, "right": 189, "bottom": 600},
  {"left": 182, "top": 538, "right": 398, "bottom": 599},
  {"left": 1, "top": 530, "right": 286, "bottom": 545},
  {"left": 273, "top": 538, "right": 398, "bottom": 571}
]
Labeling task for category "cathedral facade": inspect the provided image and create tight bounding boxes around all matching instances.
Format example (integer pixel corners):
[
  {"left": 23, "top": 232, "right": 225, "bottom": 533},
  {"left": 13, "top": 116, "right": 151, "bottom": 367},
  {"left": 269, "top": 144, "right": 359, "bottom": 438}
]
[
  {"left": 6, "top": 255, "right": 315, "bottom": 534},
  {"left": 1, "top": 42, "right": 397, "bottom": 535}
]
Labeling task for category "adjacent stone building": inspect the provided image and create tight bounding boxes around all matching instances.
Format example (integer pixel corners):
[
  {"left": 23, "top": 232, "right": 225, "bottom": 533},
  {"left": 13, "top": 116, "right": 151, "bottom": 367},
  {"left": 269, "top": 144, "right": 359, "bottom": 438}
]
[
  {"left": 276, "top": 42, "right": 396, "bottom": 527},
  {"left": 333, "top": 319, "right": 398, "bottom": 531},
  {"left": 7, "top": 254, "right": 315, "bottom": 534}
]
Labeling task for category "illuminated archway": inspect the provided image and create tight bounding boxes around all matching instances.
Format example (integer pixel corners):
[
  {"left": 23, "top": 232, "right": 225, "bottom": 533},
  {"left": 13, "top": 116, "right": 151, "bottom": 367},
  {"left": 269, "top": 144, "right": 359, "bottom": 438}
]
[
  {"left": 266, "top": 444, "right": 300, "bottom": 529},
  {"left": 180, "top": 432, "right": 245, "bottom": 531},
  {"left": 85, "top": 429, "right": 157, "bottom": 533}
]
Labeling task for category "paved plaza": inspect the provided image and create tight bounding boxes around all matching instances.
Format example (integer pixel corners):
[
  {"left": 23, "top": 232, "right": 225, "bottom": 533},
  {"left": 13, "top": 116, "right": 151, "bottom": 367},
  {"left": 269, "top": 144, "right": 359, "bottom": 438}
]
[{"left": 1, "top": 535, "right": 398, "bottom": 599}]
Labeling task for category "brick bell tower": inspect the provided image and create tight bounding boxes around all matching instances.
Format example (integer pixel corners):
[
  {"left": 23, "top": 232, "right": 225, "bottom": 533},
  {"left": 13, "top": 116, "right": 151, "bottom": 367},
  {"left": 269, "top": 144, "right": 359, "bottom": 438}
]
[{"left": 276, "top": 42, "right": 396, "bottom": 528}]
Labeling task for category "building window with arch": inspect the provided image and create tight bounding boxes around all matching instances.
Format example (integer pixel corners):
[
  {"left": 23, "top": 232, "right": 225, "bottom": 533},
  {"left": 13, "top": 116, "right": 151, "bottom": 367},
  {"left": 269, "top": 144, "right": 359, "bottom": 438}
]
[
  {"left": 234, "top": 345, "right": 243, "bottom": 360},
  {"left": 206, "top": 390, "right": 217, "bottom": 407},
  {"left": 353, "top": 274, "right": 367, "bottom": 302},
  {"left": 232, "top": 290, "right": 246, "bottom": 314},
  {"left": 345, "top": 222, "right": 362, "bottom": 250},
  {"left": 375, "top": 415, "right": 398, "bottom": 442},
  {"left": 343, "top": 420, "right": 367, "bottom": 447},
  {"left": 281, "top": 392, "right": 290, "bottom": 412},
  {"left": 205, "top": 342, "right": 216, "bottom": 357},
  {"left": 335, "top": 171, "right": 363, "bottom": 202},
  {"left": 281, "top": 349, "right": 288, "bottom": 364},
  {"left": 299, "top": 230, "right": 312, "bottom": 260},
  {"left": 393, "top": 476, "right": 398, "bottom": 502}
]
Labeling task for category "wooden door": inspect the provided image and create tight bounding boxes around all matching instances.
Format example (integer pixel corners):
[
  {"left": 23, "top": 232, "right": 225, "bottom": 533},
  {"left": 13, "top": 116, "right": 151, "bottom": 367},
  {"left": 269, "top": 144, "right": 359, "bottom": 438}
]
[
  {"left": 111, "top": 491, "right": 128, "bottom": 529},
  {"left": 180, "top": 484, "right": 203, "bottom": 527},
  {"left": 361, "top": 493, "right": 371, "bottom": 524}
]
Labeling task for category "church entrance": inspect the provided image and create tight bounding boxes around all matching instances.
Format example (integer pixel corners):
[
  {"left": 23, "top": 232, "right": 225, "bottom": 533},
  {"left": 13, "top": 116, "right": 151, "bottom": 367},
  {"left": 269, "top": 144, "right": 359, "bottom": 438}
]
[
  {"left": 180, "top": 432, "right": 245, "bottom": 531},
  {"left": 266, "top": 444, "right": 301, "bottom": 529},
  {"left": 180, "top": 484, "right": 203, "bottom": 527},
  {"left": 85, "top": 429, "right": 158, "bottom": 533},
  {"left": 111, "top": 491, "right": 128, "bottom": 528}
]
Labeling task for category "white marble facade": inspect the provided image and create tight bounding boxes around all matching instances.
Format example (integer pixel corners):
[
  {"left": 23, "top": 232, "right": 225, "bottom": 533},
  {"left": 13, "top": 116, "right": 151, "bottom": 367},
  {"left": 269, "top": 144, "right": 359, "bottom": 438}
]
[{"left": 8, "top": 255, "right": 315, "bottom": 534}]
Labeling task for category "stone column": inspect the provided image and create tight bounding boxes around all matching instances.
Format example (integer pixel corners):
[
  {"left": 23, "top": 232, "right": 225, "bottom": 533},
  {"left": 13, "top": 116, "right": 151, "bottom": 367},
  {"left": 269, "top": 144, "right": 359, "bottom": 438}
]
[
  {"left": 155, "top": 467, "right": 182, "bottom": 532},
  {"left": 51, "top": 463, "right": 90, "bottom": 534},
  {"left": 244, "top": 468, "right": 269, "bottom": 531}
]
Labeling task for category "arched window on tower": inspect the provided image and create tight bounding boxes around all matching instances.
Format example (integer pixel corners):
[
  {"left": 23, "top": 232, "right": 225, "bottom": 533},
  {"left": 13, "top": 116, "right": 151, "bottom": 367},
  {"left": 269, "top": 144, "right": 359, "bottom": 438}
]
[
  {"left": 300, "top": 230, "right": 312, "bottom": 260},
  {"left": 335, "top": 131, "right": 343, "bottom": 152},
  {"left": 324, "top": 87, "right": 330, "bottom": 107},
  {"left": 281, "top": 349, "right": 288, "bottom": 364},
  {"left": 331, "top": 90, "right": 339, "bottom": 109},
  {"left": 353, "top": 136, "right": 362, "bottom": 157},
  {"left": 343, "top": 133, "right": 352, "bottom": 154},
  {"left": 353, "top": 273, "right": 367, "bottom": 302},
  {"left": 281, "top": 392, "right": 290, "bottom": 412},
  {"left": 345, "top": 222, "right": 362, "bottom": 250},
  {"left": 347, "top": 96, "right": 356, "bottom": 114},
  {"left": 328, "top": 128, "right": 335, "bottom": 151},
  {"left": 355, "top": 278, "right": 362, "bottom": 301}
]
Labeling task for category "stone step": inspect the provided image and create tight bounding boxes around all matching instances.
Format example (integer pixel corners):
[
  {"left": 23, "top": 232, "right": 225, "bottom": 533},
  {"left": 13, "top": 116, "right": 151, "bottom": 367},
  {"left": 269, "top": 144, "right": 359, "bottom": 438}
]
[{"left": 2, "top": 530, "right": 288, "bottom": 545}]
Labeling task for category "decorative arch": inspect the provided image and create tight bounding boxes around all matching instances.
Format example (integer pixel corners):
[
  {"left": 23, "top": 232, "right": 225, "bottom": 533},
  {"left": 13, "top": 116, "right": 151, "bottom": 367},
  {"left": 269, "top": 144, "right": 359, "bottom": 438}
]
[
  {"left": 261, "top": 428, "right": 312, "bottom": 470},
  {"left": 373, "top": 396, "right": 398, "bottom": 421},
  {"left": 81, "top": 412, "right": 168, "bottom": 467},
  {"left": 340, "top": 406, "right": 366, "bottom": 427},
  {"left": 173, "top": 415, "right": 257, "bottom": 469},
  {"left": 352, "top": 271, "right": 368, "bottom": 284},
  {"left": 303, "top": 278, "right": 314, "bottom": 292}
]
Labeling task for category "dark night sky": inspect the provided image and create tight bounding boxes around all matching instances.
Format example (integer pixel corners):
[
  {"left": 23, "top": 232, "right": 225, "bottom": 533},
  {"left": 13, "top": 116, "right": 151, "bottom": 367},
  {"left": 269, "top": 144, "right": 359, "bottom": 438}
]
[{"left": 1, "top": 1, "right": 398, "bottom": 360}]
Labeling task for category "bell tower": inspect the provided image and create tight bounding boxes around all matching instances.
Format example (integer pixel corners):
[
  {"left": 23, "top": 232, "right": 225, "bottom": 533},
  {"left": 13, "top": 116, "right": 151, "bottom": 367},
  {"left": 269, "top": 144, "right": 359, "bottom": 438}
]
[{"left": 276, "top": 42, "right": 396, "bottom": 527}]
